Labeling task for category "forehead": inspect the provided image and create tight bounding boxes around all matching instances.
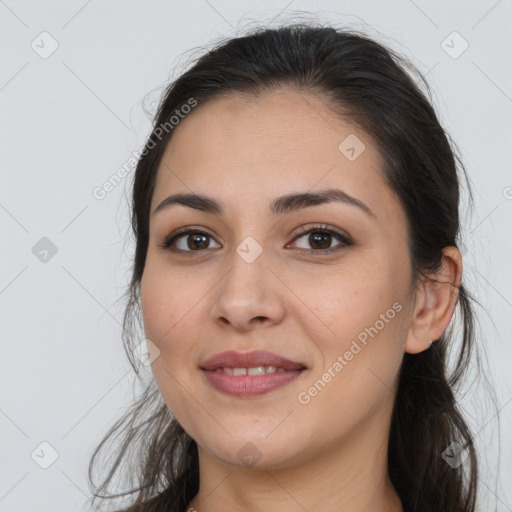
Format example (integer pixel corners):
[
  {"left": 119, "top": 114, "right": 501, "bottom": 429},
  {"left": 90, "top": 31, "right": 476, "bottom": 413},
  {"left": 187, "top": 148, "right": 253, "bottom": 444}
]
[{"left": 152, "top": 88, "right": 403, "bottom": 227}]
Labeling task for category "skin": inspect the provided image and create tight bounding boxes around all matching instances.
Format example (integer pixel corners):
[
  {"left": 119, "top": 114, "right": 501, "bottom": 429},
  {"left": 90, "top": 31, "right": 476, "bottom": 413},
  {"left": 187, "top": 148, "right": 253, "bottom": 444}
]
[{"left": 139, "top": 87, "right": 462, "bottom": 512}]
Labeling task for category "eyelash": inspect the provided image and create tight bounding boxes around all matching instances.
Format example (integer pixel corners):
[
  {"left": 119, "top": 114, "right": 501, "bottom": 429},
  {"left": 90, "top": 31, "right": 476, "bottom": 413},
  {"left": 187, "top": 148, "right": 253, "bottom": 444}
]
[{"left": 158, "top": 223, "right": 353, "bottom": 256}]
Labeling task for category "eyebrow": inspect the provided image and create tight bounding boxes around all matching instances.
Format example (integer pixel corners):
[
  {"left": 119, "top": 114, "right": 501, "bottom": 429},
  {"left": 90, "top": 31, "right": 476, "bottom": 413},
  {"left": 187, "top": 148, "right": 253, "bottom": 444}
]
[{"left": 152, "top": 188, "right": 375, "bottom": 218}]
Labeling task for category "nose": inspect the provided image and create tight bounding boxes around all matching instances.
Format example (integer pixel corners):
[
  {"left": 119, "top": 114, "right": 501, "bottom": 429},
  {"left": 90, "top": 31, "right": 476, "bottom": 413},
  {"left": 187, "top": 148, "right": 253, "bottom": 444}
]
[{"left": 210, "top": 248, "right": 286, "bottom": 332}]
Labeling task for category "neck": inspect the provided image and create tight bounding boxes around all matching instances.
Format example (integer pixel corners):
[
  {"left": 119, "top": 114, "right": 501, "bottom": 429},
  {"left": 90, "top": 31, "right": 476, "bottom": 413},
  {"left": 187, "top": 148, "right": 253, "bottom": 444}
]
[{"left": 186, "top": 406, "right": 403, "bottom": 512}]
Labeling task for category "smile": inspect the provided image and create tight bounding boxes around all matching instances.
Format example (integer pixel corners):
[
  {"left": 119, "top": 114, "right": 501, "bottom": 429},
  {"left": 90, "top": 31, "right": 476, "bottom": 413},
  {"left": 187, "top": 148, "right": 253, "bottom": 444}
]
[{"left": 201, "top": 367, "right": 307, "bottom": 397}]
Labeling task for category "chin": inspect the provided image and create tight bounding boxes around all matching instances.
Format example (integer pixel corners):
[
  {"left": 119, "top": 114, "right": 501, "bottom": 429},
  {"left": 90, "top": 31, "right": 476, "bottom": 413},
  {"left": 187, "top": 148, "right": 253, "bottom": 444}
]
[{"left": 201, "top": 434, "right": 306, "bottom": 470}]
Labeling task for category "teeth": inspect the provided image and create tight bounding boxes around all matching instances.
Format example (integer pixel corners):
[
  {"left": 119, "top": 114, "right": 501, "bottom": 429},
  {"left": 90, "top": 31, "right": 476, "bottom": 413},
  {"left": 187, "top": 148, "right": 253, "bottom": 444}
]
[
  {"left": 247, "top": 366, "right": 265, "bottom": 376},
  {"left": 214, "top": 366, "right": 284, "bottom": 375}
]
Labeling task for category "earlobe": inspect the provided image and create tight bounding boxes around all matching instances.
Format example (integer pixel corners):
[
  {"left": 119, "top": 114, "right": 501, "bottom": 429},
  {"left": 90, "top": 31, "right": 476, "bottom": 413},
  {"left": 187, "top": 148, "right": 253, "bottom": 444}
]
[{"left": 404, "top": 246, "right": 462, "bottom": 355}]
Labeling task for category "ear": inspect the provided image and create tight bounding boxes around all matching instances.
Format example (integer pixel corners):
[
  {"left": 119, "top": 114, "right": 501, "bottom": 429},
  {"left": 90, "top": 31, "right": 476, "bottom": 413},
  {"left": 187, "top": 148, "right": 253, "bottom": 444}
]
[{"left": 405, "top": 246, "right": 463, "bottom": 354}]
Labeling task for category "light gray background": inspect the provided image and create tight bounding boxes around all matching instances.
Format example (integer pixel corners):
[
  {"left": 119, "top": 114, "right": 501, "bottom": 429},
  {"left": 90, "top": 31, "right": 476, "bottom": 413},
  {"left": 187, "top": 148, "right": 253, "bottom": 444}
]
[{"left": 1, "top": 1, "right": 511, "bottom": 511}]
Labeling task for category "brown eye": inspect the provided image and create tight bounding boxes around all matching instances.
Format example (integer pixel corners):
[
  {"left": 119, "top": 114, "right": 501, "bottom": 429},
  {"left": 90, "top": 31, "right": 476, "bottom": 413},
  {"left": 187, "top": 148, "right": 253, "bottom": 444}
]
[
  {"left": 290, "top": 224, "right": 353, "bottom": 255},
  {"left": 185, "top": 233, "right": 210, "bottom": 250},
  {"left": 307, "top": 232, "right": 332, "bottom": 250},
  {"left": 159, "top": 228, "right": 221, "bottom": 253}
]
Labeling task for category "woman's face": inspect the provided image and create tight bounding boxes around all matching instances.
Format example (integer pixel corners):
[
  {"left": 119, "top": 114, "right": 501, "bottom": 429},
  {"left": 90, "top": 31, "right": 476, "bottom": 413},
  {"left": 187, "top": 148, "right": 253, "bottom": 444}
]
[{"left": 140, "top": 88, "right": 417, "bottom": 469}]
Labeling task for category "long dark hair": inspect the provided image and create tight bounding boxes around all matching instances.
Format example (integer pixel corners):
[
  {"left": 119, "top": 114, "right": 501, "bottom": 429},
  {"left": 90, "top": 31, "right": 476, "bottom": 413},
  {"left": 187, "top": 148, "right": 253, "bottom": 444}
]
[{"left": 88, "top": 22, "right": 487, "bottom": 512}]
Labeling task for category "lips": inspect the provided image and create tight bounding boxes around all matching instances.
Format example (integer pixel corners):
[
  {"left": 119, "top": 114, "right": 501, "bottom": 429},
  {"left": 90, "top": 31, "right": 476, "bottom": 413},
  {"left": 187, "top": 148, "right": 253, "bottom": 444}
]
[{"left": 200, "top": 350, "right": 307, "bottom": 372}]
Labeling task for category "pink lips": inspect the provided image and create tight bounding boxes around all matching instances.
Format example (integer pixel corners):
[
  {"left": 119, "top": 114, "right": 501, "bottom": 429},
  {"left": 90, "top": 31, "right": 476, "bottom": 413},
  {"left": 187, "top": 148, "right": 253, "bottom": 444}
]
[
  {"left": 200, "top": 350, "right": 307, "bottom": 397},
  {"left": 200, "top": 350, "right": 306, "bottom": 371}
]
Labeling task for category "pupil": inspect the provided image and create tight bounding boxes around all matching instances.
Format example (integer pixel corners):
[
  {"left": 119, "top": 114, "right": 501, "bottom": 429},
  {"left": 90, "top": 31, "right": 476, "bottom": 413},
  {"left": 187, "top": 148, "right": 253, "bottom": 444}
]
[
  {"left": 310, "top": 232, "right": 330, "bottom": 249},
  {"left": 189, "top": 234, "right": 208, "bottom": 250}
]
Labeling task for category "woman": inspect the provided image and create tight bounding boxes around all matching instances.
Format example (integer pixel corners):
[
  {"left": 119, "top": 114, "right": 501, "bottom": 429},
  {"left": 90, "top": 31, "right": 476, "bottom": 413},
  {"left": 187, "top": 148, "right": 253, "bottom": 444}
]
[{"left": 88, "top": 22, "right": 481, "bottom": 512}]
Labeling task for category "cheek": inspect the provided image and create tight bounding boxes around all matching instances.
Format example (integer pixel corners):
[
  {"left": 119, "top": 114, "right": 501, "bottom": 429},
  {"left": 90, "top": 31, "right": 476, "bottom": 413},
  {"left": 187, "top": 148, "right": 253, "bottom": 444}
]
[
  {"left": 299, "top": 349, "right": 400, "bottom": 446},
  {"left": 293, "top": 261, "right": 396, "bottom": 338},
  {"left": 293, "top": 264, "right": 405, "bottom": 408},
  {"left": 140, "top": 259, "right": 197, "bottom": 343},
  {"left": 298, "top": 302, "right": 405, "bottom": 438},
  {"left": 140, "top": 260, "right": 210, "bottom": 382},
  {"left": 140, "top": 265, "right": 200, "bottom": 419}
]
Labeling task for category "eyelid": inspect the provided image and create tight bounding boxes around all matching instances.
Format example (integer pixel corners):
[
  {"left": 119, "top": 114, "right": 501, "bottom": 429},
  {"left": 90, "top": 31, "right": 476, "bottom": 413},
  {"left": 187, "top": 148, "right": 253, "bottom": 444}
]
[
  {"left": 158, "top": 226, "right": 219, "bottom": 252},
  {"left": 159, "top": 223, "right": 352, "bottom": 254},
  {"left": 287, "top": 224, "right": 352, "bottom": 253}
]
